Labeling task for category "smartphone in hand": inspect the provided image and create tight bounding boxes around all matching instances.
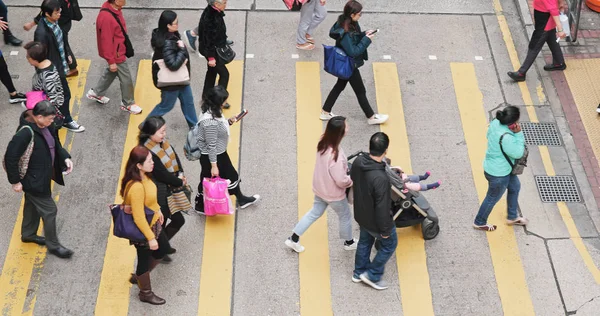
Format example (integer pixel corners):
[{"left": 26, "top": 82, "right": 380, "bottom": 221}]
[{"left": 236, "top": 109, "right": 248, "bottom": 121}]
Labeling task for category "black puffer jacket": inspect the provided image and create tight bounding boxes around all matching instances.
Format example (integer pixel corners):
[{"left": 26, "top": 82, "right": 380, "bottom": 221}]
[
  {"left": 197, "top": 5, "right": 227, "bottom": 59},
  {"left": 350, "top": 154, "right": 393, "bottom": 235},
  {"left": 5, "top": 111, "right": 70, "bottom": 197},
  {"left": 151, "top": 29, "right": 191, "bottom": 91}
]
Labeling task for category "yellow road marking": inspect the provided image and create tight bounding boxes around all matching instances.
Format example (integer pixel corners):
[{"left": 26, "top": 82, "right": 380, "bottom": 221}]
[
  {"left": 94, "top": 60, "right": 158, "bottom": 316},
  {"left": 452, "top": 62, "right": 535, "bottom": 316},
  {"left": 538, "top": 146, "right": 556, "bottom": 176},
  {"left": 536, "top": 83, "right": 546, "bottom": 104},
  {"left": 294, "top": 61, "right": 333, "bottom": 315},
  {"left": 0, "top": 60, "right": 90, "bottom": 316},
  {"left": 492, "top": 0, "right": 538, "bottom": 122},
  {"left": 373, "top": 62, "right": 434, "bottom": 316},
  {"left": 197, "top": 60, "right": 244, "bottom": 316}
]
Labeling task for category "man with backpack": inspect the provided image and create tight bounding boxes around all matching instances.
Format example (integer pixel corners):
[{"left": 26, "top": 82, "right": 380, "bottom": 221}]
[{"left": 86, "top": 0, "right": 141, "bottom": 115}]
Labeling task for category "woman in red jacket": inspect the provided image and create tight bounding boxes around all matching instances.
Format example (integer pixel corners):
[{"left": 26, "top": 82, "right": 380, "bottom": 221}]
[{"left": 507, "top": 0, "right": 567, "bottom": 82}]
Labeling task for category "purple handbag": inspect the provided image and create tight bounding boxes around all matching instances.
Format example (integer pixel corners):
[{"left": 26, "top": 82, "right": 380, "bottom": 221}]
[{"left": 109, "top": 204, "right": 154, "bottom": 242}]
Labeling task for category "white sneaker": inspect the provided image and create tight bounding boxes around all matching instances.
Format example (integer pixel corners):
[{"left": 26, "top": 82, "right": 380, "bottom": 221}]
[
  {"left": 285, "top": 238, "right": 305, "bottom": 253},
  {"left": 343, "top": 238, "right": 358, "bottom": 251},
  {"left": 120, "top": 102, "right": 143, "bottom": 115},
  {"left": 86, "top": 89, "right": 110, "bottom": 104},
  {"left": 359, "top": 273, "right": 388, "bottom": 290},
  {"left": 367, "top": 114, "right": 389, "bottom": 125},
  {"left": 352, "top": 274, "right": 362, "bottom": 283},
  {"left": 320, "top": 111, "right": 336, "bottom": 121}
]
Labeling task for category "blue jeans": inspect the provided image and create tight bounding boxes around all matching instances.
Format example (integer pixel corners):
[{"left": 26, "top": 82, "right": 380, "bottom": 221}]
[
  {"left": 292, "top": 195, "right": 353, "bottom": 240},
  {"left": 353, "top": 226, "right": 398, "bottom": 282},
  {"left": 474, "top": 172, "right": 521, "bottom": 226},
  {"left": 147, "top": 85, "right": 197, "bottom": 128}
]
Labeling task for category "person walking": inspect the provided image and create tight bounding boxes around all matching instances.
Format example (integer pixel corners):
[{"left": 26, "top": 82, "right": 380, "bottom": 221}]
[
  {"left": 296, "top": 0, "right": 327, "bottom": 50},
  {"left": 121, "top": 145, "right": 168, "bottom": 305},
  {"left": 139, "top": 116, "right": 187, "bottom": 263},
  {"left": 473, "top": 106, "right": 528, "bottom": 231},
  {"left": 195, "top": 0, "right": 231, "bottom": 107},
  {"left": 86, "top": 0, "right": 142, "bottom": 115},
  {"left": 24, "top": 41, "right": 83, "bottom": 133},
  {"left": 507, "top": 0, "right": 566, "bottom": 82},
  {"left": 34, "top": 0, "right": 84, "bottom": 132},
  {"left": 285, "top": 116, "right": 356, "bottom": 253},
  {"left": 194, "top": 86, "right": 260, "bottom": 213},
  {"left": 4, "top": 100, "right": 74, "bottom": 259},
  {"left": 0, "top": 0, "right": 23, "bottom": 46},
  {"left": 0, "top": 49, "right": 27, "bottom": 104},
  {"left": 24, "top": 0, "right": 81, "bottom": 77},
  {"left": 148, "top": 10, "right": 197, "bottom": 129},
  {"left": 321, "top": 0, "right": 388, "bottom": 125},
  {"left": 351, "top": 132, "right": 397, "bottom": 290}
]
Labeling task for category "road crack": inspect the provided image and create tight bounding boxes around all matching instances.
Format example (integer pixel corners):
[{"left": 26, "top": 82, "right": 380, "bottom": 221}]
[{"left": 570, "top": 295, "right": 600, "bottom": 314}]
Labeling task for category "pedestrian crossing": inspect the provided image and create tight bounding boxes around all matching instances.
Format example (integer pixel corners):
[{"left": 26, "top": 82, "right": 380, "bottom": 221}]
[{"left": 0, "top": 57, "right": 598, "bottom": 315}]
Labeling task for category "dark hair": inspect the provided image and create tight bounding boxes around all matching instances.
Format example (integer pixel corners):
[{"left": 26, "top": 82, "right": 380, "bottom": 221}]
[
  {"left": 201, "top": 85, "right": 229, "bottom": 118},
  {"left": 120, "top": 146, "right": 151, "bottom": 197},
  {"left": 317, "top": 116, "right": 346, "bottom": 162},
  {"left": 337, "top": 0, "right": 363, "bottom": 32},
  {"left": 369, "top": 132, "right": 389, "bottom": 157},
  {"left": 41, "top": 0, "right": 61, "bottom": 16},
  {"left": 154, "top": 10, "right": 179, "bottom": 48},
  {"left": 495, "top": 106, "right": 520, "bottom": 125},
  {"left": 139, "top": 116, "right": 166, "bottom": 144},
  {"left": 24, "top": 41, "right": 47, "bottom": 62},
  {"left": 32, "top": 100, "right": 57, "bottom": 116}
]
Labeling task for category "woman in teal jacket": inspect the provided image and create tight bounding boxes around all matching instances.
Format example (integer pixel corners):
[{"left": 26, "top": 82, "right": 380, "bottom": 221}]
[
  {"left": 320, "top": 0, "right": 388, "bottom": 125},
  {"left": 474, "top": 106, "right": 528, "bottom": 231}
]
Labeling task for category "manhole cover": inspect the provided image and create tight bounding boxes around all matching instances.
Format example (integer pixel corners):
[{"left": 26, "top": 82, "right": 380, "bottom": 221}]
[
  {"left": 535, "top": 176, "right": 581, "bottom": 203},
  {"left": 520, "top": 122, "right": 561, "bottom": 146}
]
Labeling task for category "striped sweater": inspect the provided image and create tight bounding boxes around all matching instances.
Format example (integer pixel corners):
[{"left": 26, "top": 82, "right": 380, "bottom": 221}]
[
  {"left": 197, "top": 112, "right": 229, "bottom": 163},
  {"left": 32, "top": 64, "right": 64, "bottom": 108}
]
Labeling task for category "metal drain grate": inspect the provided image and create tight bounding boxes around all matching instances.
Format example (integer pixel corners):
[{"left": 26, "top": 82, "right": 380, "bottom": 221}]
[
  {"left": 520, "top": 122, "right": 562, "bottom": 146},
  {"left": 535, "top": 176, "right": 581, "bottom": 203}
]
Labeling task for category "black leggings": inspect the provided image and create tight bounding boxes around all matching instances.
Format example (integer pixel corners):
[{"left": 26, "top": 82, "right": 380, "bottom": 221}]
[
  {"left": 161, "top": 207, "right": 185, "bottom": 238},
  {"left": 203, "top": 60, "right": 229, "bottom": 97},
  {"left": 0, "top": 54, "right": 16, "bottom": 93},
  {"left": 322, "top": 68, "right": 375, "bottom": 118},
  {"left": 134, "top": 230, "right": 169, "bottom": 275}
]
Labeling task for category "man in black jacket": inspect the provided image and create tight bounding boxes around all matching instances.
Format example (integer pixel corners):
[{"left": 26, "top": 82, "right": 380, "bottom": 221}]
[
  {"left": 5, "top": 101, "right": 75, "bottom": 259},
  {"left": 351, "top": 132, "right": 397, "bottom": 290},
  {"left": 33, "top": 0, "right": 85, "bottom": 133}
]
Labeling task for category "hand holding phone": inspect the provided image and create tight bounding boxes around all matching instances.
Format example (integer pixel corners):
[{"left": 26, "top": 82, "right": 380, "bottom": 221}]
[{"left": 236, "top": 109, "right": 248, "bottom": 121}]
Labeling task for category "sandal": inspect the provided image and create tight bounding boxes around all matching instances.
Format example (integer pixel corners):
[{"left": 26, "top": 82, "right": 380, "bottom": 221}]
[
  {"left": 473, "top": 223, "right": 497, "bottom": 231},
  {"left": 506, "top": 217, "right": 529, "bottom": 226},
  {"left": 306, "top": 34, "right": 315, "bottom": 43}
]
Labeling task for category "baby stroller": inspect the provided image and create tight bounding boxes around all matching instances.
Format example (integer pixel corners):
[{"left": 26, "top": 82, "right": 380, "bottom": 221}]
[{"left": 347, "top": 152, "right": 440, "bottom": 240}]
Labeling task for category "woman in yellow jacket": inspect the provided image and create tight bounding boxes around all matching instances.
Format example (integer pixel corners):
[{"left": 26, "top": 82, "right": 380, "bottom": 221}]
[{"left": 121, "top": 145, "right": 169, "bottom": 305}]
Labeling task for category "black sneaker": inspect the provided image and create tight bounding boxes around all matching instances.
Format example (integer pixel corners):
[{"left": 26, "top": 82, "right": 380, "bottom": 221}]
[
  {"left": 239, "top": 194, "right": 261, "bottom": 209},
  {"left": 63, "top": 120, "right": 86, "bottom": 133},
  {"left": 596, "top": 104, "right": 600, "bottom": 114},
  {"left": 9, "top": 92, "right": 26, "bottom": 104},
  {"left": 543, "top": 63, "right": 567, "bottom": 71},
  {"left": 507, "top": 71, "right": 526, "bottom": 82},
  {"left": 184, "top": 30, "right": 197, "bottom": 51}
]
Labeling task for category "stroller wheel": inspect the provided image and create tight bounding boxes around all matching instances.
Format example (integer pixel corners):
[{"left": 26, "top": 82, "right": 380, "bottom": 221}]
[
  {"left": 401, "top": 200, "right": 412, "bottom": 209},
  {"left": 422, "top": 219, "right": 440, "bottom": 240}
]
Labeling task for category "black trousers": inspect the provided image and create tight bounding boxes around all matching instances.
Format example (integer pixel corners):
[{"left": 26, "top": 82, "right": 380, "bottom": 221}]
[
  {"left": 203, "top": 60, "right": 229, "bottom": 97},
  {"left": 195, "top": 151, "right": 240, "bottom": 208},
  {"left": 59, "top": 76, "right": 73, "bottom": 123},
  {"left": 518, "top": 10, "right": 565, "bottom": 74},
  {"left": 0, "top": 53, "right": 16, "bottom": 93},
  {"left": 22, "top": 193, "right": 60, "bottom": 250},
  {"left": 322, "top": 68, "right": 375, "bottom": 118},
  {"left": 160, "top": 205, "right": 185, "bottom": 238},
  {"left": 134, "top": 230, "right": 169, "bottom": 275}
]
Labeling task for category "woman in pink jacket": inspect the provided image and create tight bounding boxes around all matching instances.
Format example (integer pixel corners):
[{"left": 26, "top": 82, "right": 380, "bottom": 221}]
[
  {"left": 285, "top": 116, "right": 355, "bottom": 253},
  {"left": 508, "top": 0, "right": 567, "bottom": 82}
]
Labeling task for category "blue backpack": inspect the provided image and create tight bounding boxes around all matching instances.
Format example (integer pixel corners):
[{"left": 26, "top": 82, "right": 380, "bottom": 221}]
[{"left": 323, "top": 44, "right": 354, "bottom": 80}]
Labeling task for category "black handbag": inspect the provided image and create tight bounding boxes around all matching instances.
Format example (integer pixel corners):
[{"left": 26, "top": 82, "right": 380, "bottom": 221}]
[
  {"left": 216, "top": 45, "right": 235, "bottom": 64},
  {"left": 101, "top": 9, "right": 134, "bottom": 58},
  {"left": 71, "top": 0, "right": 83, "bottom": 21}
]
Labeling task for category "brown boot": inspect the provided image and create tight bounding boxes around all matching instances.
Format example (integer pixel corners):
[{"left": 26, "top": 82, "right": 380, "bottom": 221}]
[
  {"left": 130, "top": 259, "right": 162, "bottom": 285},
  {"left": 136, "top": 272, "right": 166, "bottom": 305}
]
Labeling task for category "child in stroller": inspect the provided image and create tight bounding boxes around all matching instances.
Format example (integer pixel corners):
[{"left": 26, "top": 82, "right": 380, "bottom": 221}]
[{"left": 388, "top": 165, "right": 442, "bottom": 193}]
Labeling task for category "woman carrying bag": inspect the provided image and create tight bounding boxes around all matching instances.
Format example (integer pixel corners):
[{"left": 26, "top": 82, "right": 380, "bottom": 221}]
[
  {"left": 320, "top": 0, "right": 387, "bottom": 125},
  {"left": 121, "top": 145, "right": 169, "bottom": 305},
  {"left": 147, "top": 10, "right": 197, "bottom": 129},
  {"left": 139, "top": 116, "right": 188, "bottom": 263},
  {"left": 194, "top": 85, "right": 260, "bottom": 213}
]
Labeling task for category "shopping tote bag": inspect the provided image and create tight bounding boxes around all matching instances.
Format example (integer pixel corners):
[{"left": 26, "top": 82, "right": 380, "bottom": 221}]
[{"left": 202, "top": 177, "right": 234, "bottom": 216}]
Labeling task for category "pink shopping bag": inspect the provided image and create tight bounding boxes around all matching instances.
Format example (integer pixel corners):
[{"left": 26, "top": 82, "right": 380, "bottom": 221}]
[{"left": 202, "top": 177, "right": 234, "bottom": 216}]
